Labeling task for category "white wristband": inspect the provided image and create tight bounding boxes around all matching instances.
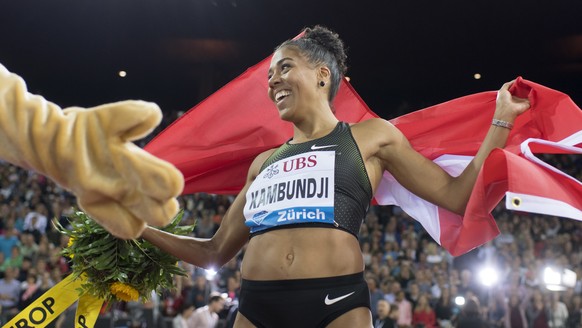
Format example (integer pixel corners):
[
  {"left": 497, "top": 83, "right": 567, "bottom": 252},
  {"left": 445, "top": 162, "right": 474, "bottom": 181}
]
[{"left": 492, "top": 118, "right": 514, "bottom": 130}]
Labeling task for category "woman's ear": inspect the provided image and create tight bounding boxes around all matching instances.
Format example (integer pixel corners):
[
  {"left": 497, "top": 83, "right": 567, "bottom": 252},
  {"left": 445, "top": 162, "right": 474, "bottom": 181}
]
[{"left": 317, "top": 66, "right": 331, "bottom": 85}]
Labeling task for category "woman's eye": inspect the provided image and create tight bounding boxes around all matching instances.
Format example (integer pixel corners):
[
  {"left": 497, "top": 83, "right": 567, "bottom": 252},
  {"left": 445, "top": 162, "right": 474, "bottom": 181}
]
[{"left": 268, "top": 64, "right": 290, "bottom": 80}]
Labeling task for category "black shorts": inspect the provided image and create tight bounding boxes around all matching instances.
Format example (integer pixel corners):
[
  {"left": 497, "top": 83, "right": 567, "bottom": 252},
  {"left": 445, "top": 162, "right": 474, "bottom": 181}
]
[{"left": 238, "top": 272, "right": 370, "bottom": 328}]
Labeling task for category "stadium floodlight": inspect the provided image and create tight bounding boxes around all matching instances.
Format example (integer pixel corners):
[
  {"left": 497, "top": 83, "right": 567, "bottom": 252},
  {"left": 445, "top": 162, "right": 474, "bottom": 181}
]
[
  {"left": 455, "top": 296, "right": 466, "bottom": 306},
  {"left": 544, "top": 266, "right": 577, "bottom": 291},
  {"left": 478, "top": 267, "right": 499, "bottom": 287},
  {"left": 205, "top": 268, "right": 218, "bottom": 280},
  {"left": 562, "top": 269, "right": 577, "bottom": 288}
]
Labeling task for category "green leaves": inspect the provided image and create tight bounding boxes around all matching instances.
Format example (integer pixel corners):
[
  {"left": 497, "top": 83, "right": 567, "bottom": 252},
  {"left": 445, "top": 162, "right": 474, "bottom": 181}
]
[{"left": 56, "top": 210, "right": 194, "bottom": 303}]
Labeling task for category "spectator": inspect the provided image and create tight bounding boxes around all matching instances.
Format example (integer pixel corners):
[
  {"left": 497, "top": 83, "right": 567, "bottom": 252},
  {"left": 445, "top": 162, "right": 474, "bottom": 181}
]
[
  {"left": 3, "top": 245, "right": 23, "bottom": 270},
  {"left": 496, "top": 221, "right": 516, "bottom": 247},
  {"left": 383, "top": 217, "right": 399, "bottom": 245},
  {"left": 503, "top": 290, "right": 528, "bottom": 328},
  {"left": 368, "top": 277, "right": 385, "bottom": 315},
  {"left": 216, "top": 258, "right": 239, "bottom": 291},
  {"left": 435, "top": 287, "right": 454, "bottom": 328},
  {"left": 486, "top": 291, "right": 507, "bottom": 328},
  {"left": 188, "top": 294, "right": 225, "bottom": 328},
  {"left": 224, "top": 276, "right": 240, "bottom": 302},
  {"left": 224, "top": 301, "right": 239, "bottom": 328},
  {"left": 363, "top": 242, "right": 373, "bottom": 267},
  {"left": 194, "top": 210, "right": 217, "bottom": 238},
  {"left": 395, "top": 290, "right": 412, "bottom": 327},
  {"left": 17, "top": 273, "right": 42, "bottom": 310},
  {"left": 18, "top": 232, "right": 39, "bottom": 262},
  {"left": 23, "top": 203, "right": 48, "bottom": 242},
  {"left": 385, "top": 281, "right": 402, "bottom": 304},
  {"left": 16, "top": 256, "right": 33, "bottom": 282},
  {"left": 0, "top": 252, "right": 6, "bottom": 276},
  {"left": 172, "top": 301, "right": 195, "bottom": 328},
  {"left": 548, "top": 292, "right": 568, "bottom": 328},
  {"left": 415, "top": 269, "right": 433, "bottom": 295},
  {"left": 389, "top": 303, "right": 400, "bottom": 328},
  {"left": 167, "top": 274, "right": 192, "bottom": 316},
  {"left": 430, "top": 273, "right": 448, "bottom": 300},
  {"left": 384, "top": 241, "right": 400, "bottom": 263},
  {"left": 565, "top": 295, "right": 581, "bottom": 328},
  {"left": 396, "top": 261, "right": 415, "bottom": 290},
  {"left": 412, "top": 294, "right": 437, "bottom": 328},
  {"left": 526, "top": 290, "right": 550, "bottom": 328},
  {"left": 406, "top": 282, "right": 421, "bottom": 310},
  {"left": 456, "top": 296, "right": 487, "bottom": 328},
  {"left": 48, "top": 246, "right": 69, "bottom": 276},
  {"left": 457, "top": 269, "right": 479, "bottom": 298},
  {"left": 477, "top": 241, "right": 497, "bottom": 264},
  {"left": 425, "top": 242, "right": 444, "bottom": 265},
  {"left": 186, "top": 275, "right": 213, "bottom": 309},
  {"left": 34, "top": 258, "right": 53, "bottom": 287},
  {"left": 212, "top": 204, "right": 227, "bottom": 225},
  {"left": 375, "top": 299, "right": 396, "bottom": 328},
  {"left": 0, "top": 226, "right": 19, "bottom": 260},
  {"left": 0, "top": 267, "right": 20, "bottom": 322}
]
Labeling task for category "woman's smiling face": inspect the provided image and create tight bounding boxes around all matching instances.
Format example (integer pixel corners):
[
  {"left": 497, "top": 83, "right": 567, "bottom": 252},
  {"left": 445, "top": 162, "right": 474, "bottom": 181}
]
[{"left": 267, "top": 46, "right": 322, "bottom": 121}]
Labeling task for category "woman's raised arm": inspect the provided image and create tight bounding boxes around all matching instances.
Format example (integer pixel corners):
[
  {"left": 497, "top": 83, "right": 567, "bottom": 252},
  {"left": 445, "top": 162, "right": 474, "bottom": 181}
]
[{"left": 360, "top": 80, "right": 530, "bottom": 214}]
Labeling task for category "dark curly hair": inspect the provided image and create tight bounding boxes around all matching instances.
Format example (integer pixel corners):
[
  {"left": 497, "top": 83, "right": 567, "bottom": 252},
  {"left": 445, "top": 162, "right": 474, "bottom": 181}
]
[{"left": 276, "top": 25, "right": 348, "bottom": 102}]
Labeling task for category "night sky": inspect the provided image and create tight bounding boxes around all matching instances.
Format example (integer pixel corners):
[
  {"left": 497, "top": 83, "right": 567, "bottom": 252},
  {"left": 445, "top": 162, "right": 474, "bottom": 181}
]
[{"left": 1, "top": 0, "right": 581, "bottom": 120}]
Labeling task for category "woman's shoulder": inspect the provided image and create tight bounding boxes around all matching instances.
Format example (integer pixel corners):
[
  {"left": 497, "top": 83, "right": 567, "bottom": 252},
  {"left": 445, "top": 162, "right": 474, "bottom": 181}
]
[
  {"left": 255, "top": 148, "right": 278, "bottom": 161},
  {"left": 350, "top": 118, "right": 400, "bottom": 139},
  {"left": 349, "top": 118, "right": 404, "bottom": 156},
  {"left": 350, "top": 117, "right": 393, "bottom": 130}
]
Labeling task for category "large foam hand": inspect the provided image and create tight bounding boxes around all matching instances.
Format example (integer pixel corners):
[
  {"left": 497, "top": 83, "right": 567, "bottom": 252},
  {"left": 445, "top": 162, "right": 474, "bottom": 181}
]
[{"left": 0, "top": 63, "right": 184, "bottom": 239}]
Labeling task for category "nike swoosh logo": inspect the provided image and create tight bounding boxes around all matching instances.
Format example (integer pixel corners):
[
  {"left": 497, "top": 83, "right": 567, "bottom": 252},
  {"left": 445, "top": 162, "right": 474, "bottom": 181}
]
[
  {"left": 311, "top": 144, "right": 337, "bottom": 150},
  {"left": 324, "top": 291, "right": 355, "bottom": 305}
]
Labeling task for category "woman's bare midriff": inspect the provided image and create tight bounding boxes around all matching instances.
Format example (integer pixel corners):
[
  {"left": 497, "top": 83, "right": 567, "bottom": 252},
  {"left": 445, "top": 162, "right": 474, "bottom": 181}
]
[{"left": 241, "top": 227, "right": 364, "bottom": 280}]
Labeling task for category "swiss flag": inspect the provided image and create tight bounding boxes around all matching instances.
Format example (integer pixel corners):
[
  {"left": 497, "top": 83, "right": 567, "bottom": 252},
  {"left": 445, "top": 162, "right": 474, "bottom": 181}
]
[
  {"left": 376, "top": 78, "right": 582, "bottom": 255},
  {"left": 145, "top": 55, "right": 376, "bottom": 195},
  {"left": 146, "top": 53, "right": 582, "bottom": 256}
]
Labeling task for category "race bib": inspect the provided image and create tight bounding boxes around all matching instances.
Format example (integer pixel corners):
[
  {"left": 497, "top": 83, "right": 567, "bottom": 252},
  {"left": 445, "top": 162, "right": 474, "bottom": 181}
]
[{"left": 244, "top": 151, "right": 335, "bottom": 232}]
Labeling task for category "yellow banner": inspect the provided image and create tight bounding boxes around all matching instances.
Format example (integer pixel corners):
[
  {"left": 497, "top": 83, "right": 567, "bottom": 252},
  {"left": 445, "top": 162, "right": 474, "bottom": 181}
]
[
  {"left": 75, "top": 294, "right": 104, "bottom": 328},
  {"left": 2, "top": 275, "right": 103, "bottom": 328}
]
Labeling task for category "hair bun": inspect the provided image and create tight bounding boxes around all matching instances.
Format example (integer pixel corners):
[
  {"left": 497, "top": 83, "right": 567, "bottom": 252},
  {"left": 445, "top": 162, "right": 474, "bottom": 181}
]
[{"left": 303, "top": 25, "right": 347, "bottom": 75}]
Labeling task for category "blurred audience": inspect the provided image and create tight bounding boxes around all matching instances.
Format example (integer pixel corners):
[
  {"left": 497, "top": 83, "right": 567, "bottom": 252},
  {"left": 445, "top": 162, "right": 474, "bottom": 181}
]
[{"left": 0, "top": 150, "right": 580, "bottom": 327}]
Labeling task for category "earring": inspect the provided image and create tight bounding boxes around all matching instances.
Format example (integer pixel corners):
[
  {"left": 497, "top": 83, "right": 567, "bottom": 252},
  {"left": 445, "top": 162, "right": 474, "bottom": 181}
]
[{"left": 319, "top": 81, "right": 325, "bottom": 87}]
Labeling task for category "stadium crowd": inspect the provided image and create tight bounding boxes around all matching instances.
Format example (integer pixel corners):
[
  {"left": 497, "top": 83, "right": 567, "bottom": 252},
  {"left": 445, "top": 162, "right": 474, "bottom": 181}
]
[{"left": 0, "top": 152, "right": 580, "bottom": 327}]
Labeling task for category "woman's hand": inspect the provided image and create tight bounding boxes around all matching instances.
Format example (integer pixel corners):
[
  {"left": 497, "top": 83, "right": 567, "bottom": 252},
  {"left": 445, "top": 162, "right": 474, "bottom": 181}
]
[{"left": 494, "top": 80, "right": 531, "bottom": 122}]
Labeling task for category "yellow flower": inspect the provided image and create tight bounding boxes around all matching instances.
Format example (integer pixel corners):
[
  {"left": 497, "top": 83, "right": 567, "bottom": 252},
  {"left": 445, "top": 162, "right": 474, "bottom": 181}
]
[
  {"left": 67, "top": 237, "right": 75, "bottom": 258},
  {"left": 110, "top": 282, "right": 139, "bottom": 302}
]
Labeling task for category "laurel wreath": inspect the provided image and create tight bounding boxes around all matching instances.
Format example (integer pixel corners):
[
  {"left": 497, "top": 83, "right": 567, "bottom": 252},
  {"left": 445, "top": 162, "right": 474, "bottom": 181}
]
[{"left": 56, "top": 210, "right": 193, "bottom": 303}]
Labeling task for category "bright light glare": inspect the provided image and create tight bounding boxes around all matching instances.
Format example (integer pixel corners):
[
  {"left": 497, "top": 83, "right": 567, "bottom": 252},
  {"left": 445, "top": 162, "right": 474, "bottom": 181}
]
[
  {"left": 221, "top": 293, "right": 231, "bottom": 302},
  {"left": 544, "top": 267, "right": 577, "bottom": 291},
  {"left": 562, "top": 269, "right": 577, "bottom": 288},
  {"left": 205, "top": 268, "right": 217, "bottom": 280},
  {"left": 479, "top": 267, "right": 498, "bottom": 287},
  {"left": 544, "top": 267, "right": 561, "bottom": 286},
  {"left": 455, "top": 296, "right": 465, "bottom": 306},
  {"left": 546, "top": 284, "right": 567, "bottom": 292}
]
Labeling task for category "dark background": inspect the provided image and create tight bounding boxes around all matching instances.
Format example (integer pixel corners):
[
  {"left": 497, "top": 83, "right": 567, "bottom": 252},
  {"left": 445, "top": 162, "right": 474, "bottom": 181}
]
[{"left": 1, "top": 0, "right": 581, "bottom": 120}]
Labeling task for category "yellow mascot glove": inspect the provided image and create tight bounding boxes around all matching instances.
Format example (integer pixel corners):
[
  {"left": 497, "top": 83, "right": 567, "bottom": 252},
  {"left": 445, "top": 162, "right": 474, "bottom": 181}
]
[{"left": 0, "top": 63, "right": 183, "bottom": 239}]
